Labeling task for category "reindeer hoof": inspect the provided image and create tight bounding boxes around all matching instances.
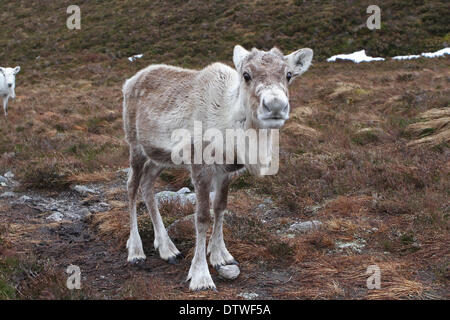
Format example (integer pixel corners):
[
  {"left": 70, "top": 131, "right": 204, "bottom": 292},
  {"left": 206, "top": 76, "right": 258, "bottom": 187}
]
[
  {"left": 167, "top": 256, "right": 180, "bottom": 265},
  {"left": 228, "top": 259, "right": 239, "bottom": 266},
  {"left": 129, "top": 257, "right": 146, "bottom": 266}
]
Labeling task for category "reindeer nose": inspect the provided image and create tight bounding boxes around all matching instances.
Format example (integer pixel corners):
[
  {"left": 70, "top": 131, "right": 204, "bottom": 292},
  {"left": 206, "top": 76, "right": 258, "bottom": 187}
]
[
  {"left": 8, "top": 83, "right": 12, "bottom": 88},
  {"left": 262, "top": 97, "right": 288, "bottom": 117}
]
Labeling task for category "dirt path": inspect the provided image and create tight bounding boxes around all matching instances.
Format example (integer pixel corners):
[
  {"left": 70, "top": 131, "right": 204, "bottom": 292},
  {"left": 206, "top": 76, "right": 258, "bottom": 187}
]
[{"left": 1, "top": 171, "right": 310, "bottom": 299}]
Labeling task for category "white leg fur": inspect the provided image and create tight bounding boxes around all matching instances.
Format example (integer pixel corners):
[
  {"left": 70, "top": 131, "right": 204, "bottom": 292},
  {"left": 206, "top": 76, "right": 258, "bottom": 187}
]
[
  {"left": 207, "top": 174, "right": 236, "bottom": 267},
  {"left": 187, "top": 166, "right": 216, "bottom": 290},
  {"left": 2, "top": 97, "right": 8, "bottom": 117},
  {"left": 127, "top": 184, "right": 146, "bottom": 262},
  {"left": 141, "top": 161, "right": 180, "bottom": 262},
  {"left": 207, "top": 209, "right": 235, "bottom": 267},
  {"left": 126, "top": 152, "right": 146, "bottom": 263}
]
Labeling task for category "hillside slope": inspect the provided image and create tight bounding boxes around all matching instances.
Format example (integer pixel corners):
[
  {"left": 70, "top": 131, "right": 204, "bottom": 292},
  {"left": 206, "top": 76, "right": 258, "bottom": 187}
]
[{"left": 1, "top": 0, "right": 449, "bottom": 73}]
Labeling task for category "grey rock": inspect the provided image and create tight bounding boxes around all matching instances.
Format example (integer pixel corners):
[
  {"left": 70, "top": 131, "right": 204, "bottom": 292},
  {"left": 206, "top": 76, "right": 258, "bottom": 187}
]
[
  {"left": 74, "top": 208, "right": 90, "bottom": 217},
  {"left": 73, "top": 185, "right": 98, "bottom": 195},
  {"left": 289, "top": 220, "right": 322, "bottom": 233},
  {"left": 237, "top": 292, "right": 259, "bottom": 300},
  {"left": 18, "top": 195, "right": 32, "bottom": 203},
  {"left": 0, "top": 191, "right": 16, "bottom": 198},
  {"left": 177, "top": 187, "right": 191, "bottom": 194},
  {"left": 304, "top": 205, "right": 321, "bottom": 215},
  {"left": 335, "top": 239, "right": 366, "bottom": 253},
  {"left": 4, "top": 171, "right": 14, "bottom": 179},
  {"left": 0, "top": 176, "right": 8, "bottom": 183},
  {"left": 217, "top": 264, "right": 240, "bottom": 280},
  {"left": 47, "top": 212, "right": 64, "bottom": 222},
  {"left": 119, "top": 168, "right": 130, "bottom": 174},
  {"left": 155, "top": 188, "right": 196, "bottom": 206},
  {"left": 155, "top": 191, "right": 180, "bottom": 203}
]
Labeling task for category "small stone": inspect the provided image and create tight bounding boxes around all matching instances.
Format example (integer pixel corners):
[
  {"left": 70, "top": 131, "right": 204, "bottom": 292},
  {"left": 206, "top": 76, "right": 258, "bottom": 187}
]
[
  {"left": 0, "top": 192, "right": 16, "bottom": 198},
  {"left": 289, "top": 220, "right": 322, "bottom": 233},
  {"left": 75, "top": 208, "right": 90, "bottom": 217},
  {"left": 4, "top": 171, "right": 14, "bottom": 179},
  {"left": 119, "top": 168, "right": 130, "bottom": 174},
  {"left": 335, "top": 239, "right": 366, "bottom": 253},
  {"left": 73, "top": 185, "right": 97, "bottom": 195},
  {"left": 155, "top": 191, "right": 179, "bottom": 203},
  {"left": 184, "top": 193, "right": 196, "bottom": 205},
  {"left": 177, "top": 187, "right": 191, "bottom": 194},
  {"left": 237, "top": 292, "right": 259, "bottom": 300},
  {"left": 304, "top": 205, "right": 321, "bottom": 215},
  {"left": 47, "top": 212, "right": 64, "bottom": 222},
  {"left": 217, "top": 264, "right": 240, "bottom": 280},
  {"left": 19, "top": 195, "right": 32, "bottom": 202},
  {"left": 0, "top": 176, "right": 8, "bottom": 183}
]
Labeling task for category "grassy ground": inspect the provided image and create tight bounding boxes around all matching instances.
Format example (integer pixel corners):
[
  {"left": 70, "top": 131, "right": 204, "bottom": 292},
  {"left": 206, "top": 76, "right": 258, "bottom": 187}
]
[
  {"left": 0, "top": 0, "right": 449, "bottom": 299},
  {"left": 0, "top": 57, "right": 448, "bottom": 299},
  {"left": 1, "top": 0, "right": 449, "bottom": 69}
]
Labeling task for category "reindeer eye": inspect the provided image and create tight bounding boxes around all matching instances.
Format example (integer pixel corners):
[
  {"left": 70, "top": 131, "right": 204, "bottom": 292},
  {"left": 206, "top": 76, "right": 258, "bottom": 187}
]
[
  {"left": 243, "top": 72, "right": 251, "bottom": 82},
  {"left": 286, "top": 72, "right": 292, "bottom": 81}
]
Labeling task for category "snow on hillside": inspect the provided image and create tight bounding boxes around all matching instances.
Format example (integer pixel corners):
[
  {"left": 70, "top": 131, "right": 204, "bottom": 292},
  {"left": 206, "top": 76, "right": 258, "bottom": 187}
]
[
  {"left": 328, "top": 48, "right": 449, "bottom": 63},
  {"left": 327, "top": 50, "right": 385, "bottom": 63}
]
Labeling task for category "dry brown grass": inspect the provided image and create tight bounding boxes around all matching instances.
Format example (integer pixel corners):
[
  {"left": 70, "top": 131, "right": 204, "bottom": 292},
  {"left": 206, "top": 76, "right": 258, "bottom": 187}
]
[{"left": 1, "top": 53, "right": 449, "bottom": 299}]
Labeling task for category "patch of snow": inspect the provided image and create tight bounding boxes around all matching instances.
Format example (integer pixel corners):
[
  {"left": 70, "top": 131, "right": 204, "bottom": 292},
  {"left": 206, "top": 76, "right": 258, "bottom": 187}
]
[
  {"left": 327, "top": 50, "right": 385, "bottom": 63},
  {"left": 128, "top": 54, "right": 143, "bottom": 62},
  {"left": 392, "top": 55, "right": 421, "bottom": 60},
  {"left": 421, "top": 47, "right": 450, "bottom": 58}
]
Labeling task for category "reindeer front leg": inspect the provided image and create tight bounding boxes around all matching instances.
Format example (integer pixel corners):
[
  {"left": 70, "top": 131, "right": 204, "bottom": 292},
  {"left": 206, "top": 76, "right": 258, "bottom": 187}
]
[
  {"left": 187, "top": 165, "right": 216, "bottom": 291},
  {"left": 2, "top": 96, "right": 8, "bottom": 117},
  {"left": 208, "top": 173, "right": 238, "bottom": 268}
]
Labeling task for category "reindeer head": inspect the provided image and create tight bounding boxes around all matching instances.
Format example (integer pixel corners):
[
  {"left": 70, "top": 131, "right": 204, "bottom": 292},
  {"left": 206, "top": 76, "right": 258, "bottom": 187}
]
[
  {"left": 233, "top": 45, "right": 312, "bottom": 129},
  {"left": 0, "top": 66, "right": 20, "bottom": 99}
]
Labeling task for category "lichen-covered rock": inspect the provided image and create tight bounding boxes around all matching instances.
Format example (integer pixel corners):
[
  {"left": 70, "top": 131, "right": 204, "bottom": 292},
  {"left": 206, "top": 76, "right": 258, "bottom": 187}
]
[
  {"left": 288, "top": 220, "right": 322, "bottom": 233},
  {"left": 217, "top": 264, "right": 240, "bottom": 280},
  {"left": 155, "top": 187, "right": 196, "bottom": 206}
]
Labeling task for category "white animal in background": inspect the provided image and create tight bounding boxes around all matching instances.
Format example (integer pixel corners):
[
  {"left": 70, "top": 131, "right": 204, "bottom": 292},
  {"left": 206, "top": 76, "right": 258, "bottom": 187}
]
[
  {"left": 122, "top": 45, "right": 313, "bottom": 291},
  {"left": 0, "top": 66, "right": 21, "bottom": 116}
]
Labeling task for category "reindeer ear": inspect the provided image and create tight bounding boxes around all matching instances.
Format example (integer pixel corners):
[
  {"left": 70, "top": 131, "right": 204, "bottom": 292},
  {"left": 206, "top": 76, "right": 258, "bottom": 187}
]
[
  {"left": 233, "top": 45, "right": 249, "bottom": 70},
  {"left": 284, "top": 48, "right": 313, "bottom": 78},
  {"left": 14, "top": 66, "right": 21, "bottom": 74}
]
